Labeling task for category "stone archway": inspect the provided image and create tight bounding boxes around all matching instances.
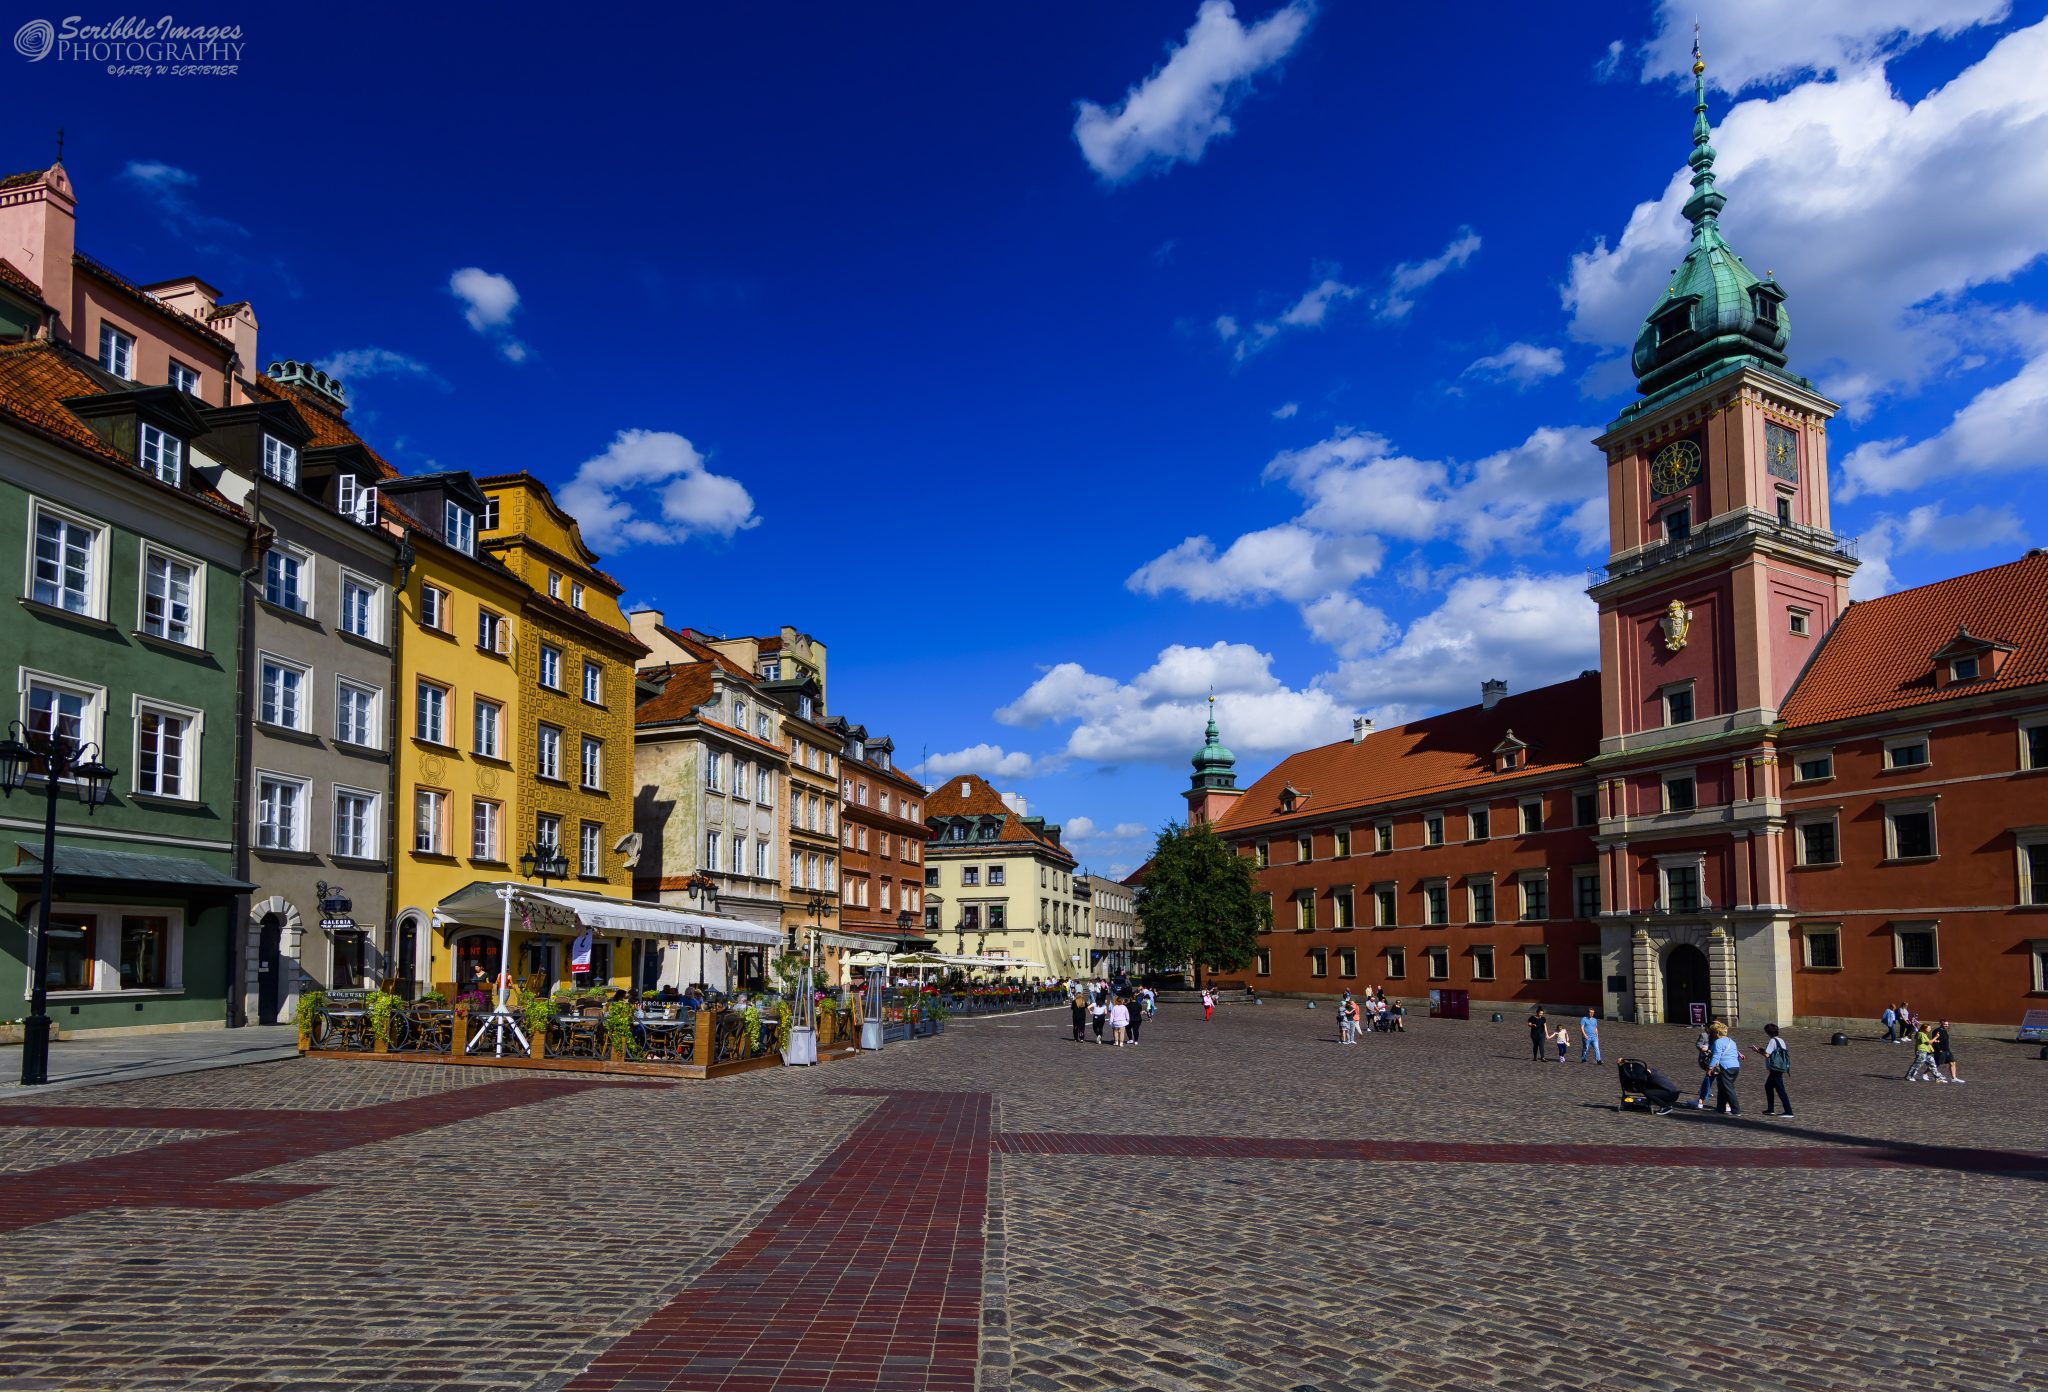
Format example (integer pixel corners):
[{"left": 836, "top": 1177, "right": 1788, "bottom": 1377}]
[
  {"left": 1663, "top": 943, "right": 1710, "bottom": 1025},
  {"left": 246, "top": 895, "right": 304, "bottom": 1027}
]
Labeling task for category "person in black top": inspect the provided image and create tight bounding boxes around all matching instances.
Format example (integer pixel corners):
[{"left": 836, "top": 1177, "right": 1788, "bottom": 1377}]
[{"left": 1527, "top": 1006, "right": 1548, "bottom": 1061}]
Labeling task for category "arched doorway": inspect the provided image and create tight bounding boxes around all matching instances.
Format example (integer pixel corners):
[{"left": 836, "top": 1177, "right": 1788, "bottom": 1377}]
[
  {"left": 395, "top": 914, "right": 419, "bottom": 990},
  {"left": 1663, "top": 943, "right": 1710, "bottom": 1024},
  {"left": 257, "top": 913, "right": 285, "bottom": 1024}
]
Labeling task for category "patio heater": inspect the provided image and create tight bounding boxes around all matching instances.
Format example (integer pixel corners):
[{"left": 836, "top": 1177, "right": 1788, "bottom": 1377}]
[
  {"left": 0, "top": 723, "right": 116, "bottom": 1087},
  {"left": 468, "top": 845, "right": 566, "bottom": 1057}
]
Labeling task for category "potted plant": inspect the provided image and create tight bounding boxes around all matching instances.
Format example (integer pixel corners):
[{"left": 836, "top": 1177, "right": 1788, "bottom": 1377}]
[
  {"left": 522, "top": 994, "right": 559, "bottom": 1060},
  {"left": 294, "top": 989, "right": 326, "bottom": 1051}
]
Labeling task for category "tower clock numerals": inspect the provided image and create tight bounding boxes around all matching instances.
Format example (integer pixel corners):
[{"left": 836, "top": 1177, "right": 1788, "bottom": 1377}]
[{"left": 1649, "top": 438, "right": 1702, "bottom": 497}]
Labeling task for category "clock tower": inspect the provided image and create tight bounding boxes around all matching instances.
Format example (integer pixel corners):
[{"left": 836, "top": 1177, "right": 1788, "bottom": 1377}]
[{"left": 1588, "top": 36, "right": 1858, "bottom": 1026}]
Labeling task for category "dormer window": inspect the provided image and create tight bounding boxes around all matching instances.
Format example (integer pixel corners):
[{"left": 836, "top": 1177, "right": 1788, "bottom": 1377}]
[
  {"left": 336, "top": 474, "right": 378, "bottom": 526},
  {"left": 1492, "top": 731, "right": 1528, "bottom": 773},
  {"left": 797, "top": 694, "right": 813, "bottom": 719},
  {"left": 1279, "top": 784, "right": 1300, "bottom": 813},
  {"left": 1653, "top": 305, "right": 1690, "bottom": 347},
  {"left": 444, "top": 501, "right": 475, "bottom": 555},
  {"left": 1930, "top": 625, "right": 2012, "bottom": 689},
  {"left": 138, "top": 423, "right": 183, "bottom": 485},
  {"left": 977, "top": 822, "right": 997, "bottom": 841},
  {"left": 1950, "top": 655, "right": 1980, "bottom": 682},
  {"left": 481, "top": 496, "right": 500, "bottom": 530},
  {"left": 1750, "top": 287, "right": 1780, "bottom": 326},
  {"left": 262, "top": 435, "right": 298, "bottom": 487}
]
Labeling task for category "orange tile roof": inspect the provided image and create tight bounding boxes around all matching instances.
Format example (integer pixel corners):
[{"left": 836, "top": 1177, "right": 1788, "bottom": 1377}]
[
  {"left": 636, "top": 665, "right": 716, "bottom": 726},
  {"left": 0, "top": 340, "right": 246, "bottom": 522},
  {"left": 653, "top": 623, "right": 755, "bottom": 680},
  {"left": 249, "top": 373, "right": 396, "bottom": 476},
  {"left": 1215, "top": 672, "right": 1603, "bottom": 833},
  {"left": 0, "top": 258, "right": 50, "bottom": 308},
  {"left": 1780, "top": 552, "right": 2048, "bottom": 728},
  {"left": 924, "top": 773, "right": 1076, "bottom": 863},
  {"left": 73, "top": 252, "right": 235, "bottom": 353}
]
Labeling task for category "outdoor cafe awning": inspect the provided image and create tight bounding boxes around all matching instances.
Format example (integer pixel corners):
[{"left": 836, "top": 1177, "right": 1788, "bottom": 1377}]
[
  {"left": 433, "top": 882, "right": 783, "bottom": 947},
  {"left": 844, "top": 950, "right": 1043, "bottom": 972}
]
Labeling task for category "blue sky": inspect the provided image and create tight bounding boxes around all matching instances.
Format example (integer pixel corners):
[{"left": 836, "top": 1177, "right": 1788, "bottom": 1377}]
[{"left": 17, "top": 0, "right": 2048, "bottom": 877}]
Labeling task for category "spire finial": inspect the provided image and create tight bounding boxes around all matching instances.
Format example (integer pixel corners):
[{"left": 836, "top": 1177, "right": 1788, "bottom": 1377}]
[
  {"left": 54, "top": 126, "right": 64, "bottom": 164},
  {"left": 1681, "top": 24, "right": 1724, "bottom": 231}
]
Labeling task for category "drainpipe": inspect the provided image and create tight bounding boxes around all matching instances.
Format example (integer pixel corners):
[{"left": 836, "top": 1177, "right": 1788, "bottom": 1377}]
[
  {"left": 228, "top": 464, "right": 267, "bottom": 1028},
  {"left": 387, "top": 535, "right": 415, "bottom": 988}
]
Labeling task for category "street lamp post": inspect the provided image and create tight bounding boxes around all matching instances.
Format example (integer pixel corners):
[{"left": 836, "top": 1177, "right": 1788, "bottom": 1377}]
[
  {"left": 682, "top": 870, "right": 718, "bottom": 990},
  {"left": 0, "top": 722, "right": 117, "bottom": 1087},
  {"left": 467, "top": 842, "right": 565, "bottom": 1058},
  {"left": 801, "top": 892, "right": 835, "bottom": 1031}
]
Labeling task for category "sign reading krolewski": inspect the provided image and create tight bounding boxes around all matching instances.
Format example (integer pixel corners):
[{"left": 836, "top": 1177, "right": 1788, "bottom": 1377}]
[{"left": 13, "top": 15, "right": 244, "bottom": 76}]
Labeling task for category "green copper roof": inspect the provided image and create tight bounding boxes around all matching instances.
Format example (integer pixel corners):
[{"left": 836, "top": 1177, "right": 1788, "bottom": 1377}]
[
  {"left": 1631, "top": 36, "right": 1790, "bottom": 396},
  {"left": 1190, "top": 697, "right": 1237, "bottom": 791}
]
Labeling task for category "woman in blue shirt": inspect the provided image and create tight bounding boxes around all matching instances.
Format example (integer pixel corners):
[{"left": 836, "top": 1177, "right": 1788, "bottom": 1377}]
[{"left": 1707, "top": 1023, "right": 1743, "bottom": 1115}]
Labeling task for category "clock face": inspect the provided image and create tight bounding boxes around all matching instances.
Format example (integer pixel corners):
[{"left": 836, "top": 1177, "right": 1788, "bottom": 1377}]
[
  {"left": 1766, "top": 422, "right": 1799, "bottom": 482},
  {"left": 1649, "top": 438, "right": 1702, "bottom": 497}
]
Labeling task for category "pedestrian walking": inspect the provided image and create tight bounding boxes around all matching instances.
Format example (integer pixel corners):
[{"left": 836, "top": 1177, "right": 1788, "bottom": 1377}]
[
  {"left": 1202, "top": 988, "right": 1215, "bottom": 1021},
  {"left": 1527, "top": 1005, "right": 1548, "bottom": 1061},
  {"left": 1692, "top": 1020, "right": 1722, "bottom": 1109},
  {"left": 1753, "top": 1023, "right": 1793, "bottom": 1117},
  {"left": 1881, "top": 1003, "right": 1899, "bottom": 1043},
  {"left": 1905, "top": 1022, "right": 1946, "bottom": 1081},
  {"left": 1109, "top": 997, "right": 1130, "bottom": 1048},
  {"left": 1578, "top": 1008, "right": 1603, "bottom": 1064},
  {"left": 1552, "top": 1022, "right": 1571, "bottom": 1063},
  {"left": 1706, "top": 1022, "right": 1742, "bottom": 1115},
  {"left": 1932, "top": 1019, "right": 1963, "bottom": 1082},
  {"left": 1069, "top": 987, "right": 1088, "bottom": 1043},
  {"left": 1089, "top": 992, "right": 1108, "bottom": 1044},
  {"left": 1126, "top": 991, "right": 1144, "bottom": 1045}
]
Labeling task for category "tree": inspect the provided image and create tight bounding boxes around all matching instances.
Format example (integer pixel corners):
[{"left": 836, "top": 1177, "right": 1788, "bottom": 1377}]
[{"left": 1133, "top": 821, "right": 1269, "bottom": 981}]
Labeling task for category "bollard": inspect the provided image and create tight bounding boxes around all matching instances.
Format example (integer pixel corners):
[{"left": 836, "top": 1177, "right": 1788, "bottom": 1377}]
[
  {"left": 2039, "top": 1044, "right": 2048, "bottom": 1061},
  {"left": 1830, "top": 1032, "right": 1849, "bottom": 1046},
  {"left": 1490, "top": 1012, "right": 1503, "bottom": 1023},
  {"left": 1306, "top": 1001, "right": 1317, "bottom": 1009}
]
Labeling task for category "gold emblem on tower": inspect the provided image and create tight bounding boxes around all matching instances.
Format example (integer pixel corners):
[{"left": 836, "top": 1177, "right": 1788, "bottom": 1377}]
[{"left": 1660, "top": 599, "right": 1694, "bottom": 652}]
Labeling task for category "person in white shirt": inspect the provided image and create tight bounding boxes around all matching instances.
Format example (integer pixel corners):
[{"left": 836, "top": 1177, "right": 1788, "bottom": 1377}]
[{"left": 1109, "top": 997, "right": 1130, "bottom": 1047}]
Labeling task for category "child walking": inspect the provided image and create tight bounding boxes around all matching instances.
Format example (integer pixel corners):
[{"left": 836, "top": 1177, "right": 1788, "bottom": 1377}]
[
  {"left": 1108, "top": 996, "right": 1130, "bottom": 1048},
  {"left": 1552, "top": 1022, "right": 1571, "bottom": 1063}
]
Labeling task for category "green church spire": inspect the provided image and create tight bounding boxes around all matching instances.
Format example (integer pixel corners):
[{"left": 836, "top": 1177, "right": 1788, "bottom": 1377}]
[{"left": 1190, "top": 693, "right": 1237, "bottom": 792}]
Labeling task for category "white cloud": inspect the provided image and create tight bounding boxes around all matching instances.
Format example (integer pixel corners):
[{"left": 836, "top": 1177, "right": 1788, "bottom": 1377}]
[
  {"left": 1065, "top": 817, "right": 1150, "bottom": 845},
  {"left": 1377, "top": 228, "right": 1480, "bottom": 319},
  {"left": 1463, "top": 341, "right": 1566, "bottom": 388},
  {"left": 314, "top": 347, "right": 446, "bottom": 389},
  {"left": 557, "top": 429, "right": 760, "bottom": 549},
  {"left": 1126, "top": 524, "right": 1383, "bottom": 604},
  {"left": 1299, "top": 592, "right": 1390, "bottom": 658},
  {"left": 120, "top": 160, "right": 247, "bottom": 242},
  {"left": 992, "top": 643, "right": 1355, "bottom": 766},
  {"left": 1564, "top": 21, "right": 2048, "bottom": 414},
  {"left": 1323, "top": 572, "right": 1600, "bottom": 715},
  {"left": 1073, "top": 0, "right": 1315, "bottom": 183},
  {"left": 1839, "top": 346, "right": 2048, "bottom": 498},
  {"left": 1065, "top": 815, "right": 1098, "bottom": 839},
  {"left": 1594, "top": 39, "right": 1626, "bottom": 82},
  {"left": 449, "top": 267, "right": 529, "bottom": 362},
  {"left": 921, "top": 743, "right": 1046, "bottom": 781},
  {"left": 1853, "top": 501, "right": 2028, "bottom": 599},
  {"left": 1642, "top": 0, "right": 2010, "bottom": 93},
  {"left": 1271, "top": 401, "right": 1299, "bottom": 419},
  {"left": 1220, "top": 275, "right": 1360, "bottom": 360}
]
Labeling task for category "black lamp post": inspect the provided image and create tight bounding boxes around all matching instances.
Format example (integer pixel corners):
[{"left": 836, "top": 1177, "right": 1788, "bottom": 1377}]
[
  {"left": 0, "top": 721, "right": 117, "bottom": 1086},
  {"left": 519, "top": 843, "right": 568, "bottom": 886},
  {"left": 682, "top": 870, "right": 718, "bottom": 989}
]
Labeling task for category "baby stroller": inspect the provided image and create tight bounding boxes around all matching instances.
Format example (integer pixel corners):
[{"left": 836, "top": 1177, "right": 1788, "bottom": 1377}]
[{"left": 1618, "top": 1058, "right": 1679, "bottom": 1114}]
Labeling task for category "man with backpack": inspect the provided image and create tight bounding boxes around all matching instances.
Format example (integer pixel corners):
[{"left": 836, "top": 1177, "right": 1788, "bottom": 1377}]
[{"left": 1753, "top": 1022, "right": 1794, "bottom": 1117}]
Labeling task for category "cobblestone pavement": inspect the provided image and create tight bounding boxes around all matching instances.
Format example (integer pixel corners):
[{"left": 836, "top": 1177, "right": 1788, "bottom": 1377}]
[{"left": 0, "top": 1007, "right": 2041, "bottom": 1391}]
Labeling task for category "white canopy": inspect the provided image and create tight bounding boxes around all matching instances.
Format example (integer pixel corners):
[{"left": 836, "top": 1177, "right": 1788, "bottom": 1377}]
[
  {"left": 434, "top": 882, "right": 783, "bottom": 947},
  {"left": 842, "top": 950, "right": 1043, "bottom": 972}
]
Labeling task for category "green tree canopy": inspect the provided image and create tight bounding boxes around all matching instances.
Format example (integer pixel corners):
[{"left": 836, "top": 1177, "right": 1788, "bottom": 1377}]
[{"left": 1134, "top": 821, "right": 1269, "bottom": 978}]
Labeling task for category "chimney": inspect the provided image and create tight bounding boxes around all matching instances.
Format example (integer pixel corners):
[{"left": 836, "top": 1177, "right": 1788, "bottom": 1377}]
[
  {"left": 1351, "top": 716, "right": 1373, "bottom": 744},
  {"left": 1481, "top": 679, "right": 1508, "bottom": 710},
  {"left": 0, "top": 163, "right": 76, "bottom": 337},
  {"left": 267, "top": 358, "right": 347, "bottom": 409}
]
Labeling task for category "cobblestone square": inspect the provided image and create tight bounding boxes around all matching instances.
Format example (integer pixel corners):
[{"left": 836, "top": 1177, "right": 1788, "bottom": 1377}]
[{"left": 1, "top": 1004, "right": 2043, "bottom": 1391}]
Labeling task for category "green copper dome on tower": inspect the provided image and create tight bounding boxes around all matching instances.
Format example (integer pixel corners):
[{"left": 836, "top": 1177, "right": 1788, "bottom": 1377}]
[
  {"left": 1630, "top": 32, "right": 1790, "bottom": 398},
  {"left": 1190, "top": 695, "right": 1237, "bottom": 792}
]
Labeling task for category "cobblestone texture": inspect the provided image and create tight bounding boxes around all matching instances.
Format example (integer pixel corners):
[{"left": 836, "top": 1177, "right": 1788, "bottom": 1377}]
[{"left": 0, "top": 1005, "right": 2040, "bottom": 1391}]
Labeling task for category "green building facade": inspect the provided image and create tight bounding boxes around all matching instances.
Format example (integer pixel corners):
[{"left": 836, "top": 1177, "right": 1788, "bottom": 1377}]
[{"left": 0, "top": 342, "right": 254, "bottom": 1034}]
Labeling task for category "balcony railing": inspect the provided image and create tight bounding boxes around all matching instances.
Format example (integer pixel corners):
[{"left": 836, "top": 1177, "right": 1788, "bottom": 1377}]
[{"left": 1591, "top": 509, "right": 1857, "bottom": 586}]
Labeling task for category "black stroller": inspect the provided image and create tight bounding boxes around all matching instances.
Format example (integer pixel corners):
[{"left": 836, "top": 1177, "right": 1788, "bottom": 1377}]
[{"left": 1618, "top": 1058, "right": 1680, "bottom": 1114}]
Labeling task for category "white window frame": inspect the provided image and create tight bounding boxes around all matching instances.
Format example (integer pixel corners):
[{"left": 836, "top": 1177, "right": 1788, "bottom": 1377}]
[
  {"left": 1661, "top": 680, "right": 1696, "bottom": 727},
  {"left": 547, "top": 572, "right": 562, "bottom": 599},
  {"left": 758, "top": 768, "right": 773, "bottom": 806},
  {"left": 1800, "top": 923, "right": 1842, "bottom": 970},
  {"left": 1788, "top": 607, "right": 1811, "bottom": 637},
  {"left": 539, "top": 644, "right": 562, "bottom": 691},
  {"left": 263, "top": 544, "right": 311, "bottom": 617},
  {"left": 19, "top": 669, "right": 107, "bottom": 761},
  {"left": 419, "top": 584, "right": 447, "bottom": 631},
  {"left": 137, "top": 540, "right": 204, "bottom": 647},
  {"left": 130, "top": 694, "right": 201, "bottom": 800},
  {"left": 2016, "top": 828, "right": 2048, "bottom": 907},
  {"left": 2019, "top": 719, "right": 2048, "bottom": 773},
  {"left": 1523, "top": 945, "right": 1549, "bottom": 983},
  {"left": 1466, "top": 875, "right": 1496, "bottom": 925},
  {"left": 1423, "top": 879, "right": 1449, "bottom": 926},
  {"left": 579, "top": 821, "right": 602, "bottom": 877},
  {"left": 257, "top": 653, "right": 310, "bottom": 732},
  {"left": 2030, "top": 939, "right": 2048, "bottom": 994},
  {"left": 537, "top": 723, "right": 562, "bottom": 781},
  {"left": 38, "top": 901, "right": 185, "bottom": 995},
  {"left": 98, "top": 322, "right": 134, "bottom": 379},
  {"left": 254, "top": 770, "right": 311, "bottom": 852},
  {"left": 536, "top": 814, "right": 562, "bottom": 857},
  {"left": 1518, "top": 872, "right": 1549, "bottom": 921},
  {"left": 262, "top": 434, "right": 299, "bottom": 486},
  {"left": 472, "top": 798, "right": 502, "bottom": 862},
  {"left": 335, "top": 678, "right": 381, "bottom": 750},
  {"left": 1793, "top": 811, "right": 1840, "bottom": 868},
  {"left": 705, "top": 751, "right": 724, "bottom": 792},
  {"left": 1662, "top": 769, "right": 1699, "bottom": 813},
  {"left": 414, "top": 788, "right": 448, "bottom": 856},
  {"left": 168, "top": 359, "right": 200, "bottom": 395},
  {"left": 1658, "top": 855, "right": 1707, "bottom": 913},
  {"left": 570, "top": 581, "right": 586, "bottom": 610},
  {"left": 27, "top": 498, "right": 109, "bottom": 618},
  {"left": 415, "top": 680, "right": 449, "bottom": 745},
  {"left": 473, "top": 697, "right": 502, "bottom": 759},
  {"left": 581, "top": 735, "right": 603, "bottom": 791},
  {"left": 1791, "top": 749, "right": 1833, "bottom": 783},
  {"left": 339, "top": 570, "right": 382, "bottom": 643},
  {"left": 443, "top": 500, "right": 475, "bottom": 555},
  {"left": 138, "top": 422, "right": 183, "bottom": 486},
  {"left": 1884, "top": 733, "right": 1932, "bottom": 771},
  {"left": 1891, "top": 922, "right": 1940, "bottom": 972},
  {"left": 1424, "top": 945, "right": 1448, "bottom": 981},
  {"left": 1471, "top": 945, "right": 1496, "bottom": 982},
  {"left": 1883, "top": 799, "right": 1938, "bottom": 862},
  {"left": 1424, "top": 812, "right": 1446, "bottom": 846},
  {"left": 1467, "top": 807, "right": 1490, "bottom": 842},
  {"left": 582, "top": 660, "right": 602, "bottom": 704},
  {"left": 333, "top": 786, "right": 380, "bottom": 861}
]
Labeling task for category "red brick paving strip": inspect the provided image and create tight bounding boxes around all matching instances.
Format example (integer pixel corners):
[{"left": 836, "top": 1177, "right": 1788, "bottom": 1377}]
[
  {"left": 996, "top": 1131, "right": 2048, "bottom": 1174},
  {"left": 0, "top": 1076, "right": 652, "bottom": 1234},
  {"left": 564, "top": 1091, "right": 991, "bottom": 1392}
]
